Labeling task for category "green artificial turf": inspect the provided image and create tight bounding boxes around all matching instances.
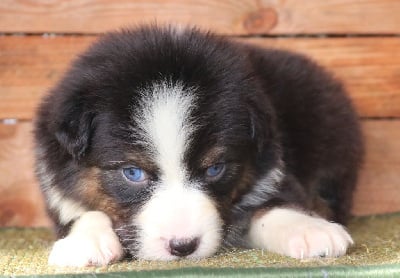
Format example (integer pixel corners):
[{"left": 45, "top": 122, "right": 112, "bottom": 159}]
[{"left": 0, "top": 213, "right": 399, "bottom": 277}]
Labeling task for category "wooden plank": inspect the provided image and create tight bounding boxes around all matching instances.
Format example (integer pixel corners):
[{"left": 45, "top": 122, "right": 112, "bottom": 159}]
[
  {"left": 0, "top": 0, "right": 399, "bottom": 35},
  {"left": 0, "top": 122, "right": 50, "bottom": 227},
  {"left": 0, "top": 120, "right": 398, "bottom": 227},
  {"left": 1, "top": 36, "right": 400, "bottom": 119},
  {"left": 0, "top": 36, "right": 94, "bottom": 120},
  {"left": 353, "top": 120, "right": 400, "bottom": 216},
  {"left": 246, "top": 37, "right": 400, "bottom": 119}
]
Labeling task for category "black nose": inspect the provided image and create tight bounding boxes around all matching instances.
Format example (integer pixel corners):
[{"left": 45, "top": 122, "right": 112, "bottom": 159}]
[{"left": 169, "top": 237, "right": 200, "bottom": 257}]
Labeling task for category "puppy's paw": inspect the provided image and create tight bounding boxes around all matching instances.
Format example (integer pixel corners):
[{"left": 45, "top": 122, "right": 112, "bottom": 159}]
[
  {"left": 248, "top": 208, "right": 353, "bottom": 259},
  {"left": 48, "top": 231, "right": 123, "bottom": 267},
  {"left": 284, "top": 219, "right": 353, "bottom": 259},
  {"left": 48, "top": 211, "right": 124, "bottom": 267}
]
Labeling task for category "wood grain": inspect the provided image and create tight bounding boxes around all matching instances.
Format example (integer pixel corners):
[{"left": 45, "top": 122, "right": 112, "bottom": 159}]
[
  {"left": 1, "top": 36, "right": 400, "bottom": 120},
  {"left": 0, "top": 36, "right": 93, "bottom": 120},
  {"left": 0, "top": 122, "right": 50, "bottom": 227},
  {"left": 352, "top": 120, "right": 400, "bottom": 216},
  {"left": 0, "top": 0, "right": 399, "bottom": 35},
  {"left": 0, "top": 120, "right": 398, "bottom": 227},
  {"left": 247, "top": 37, "right": 400, "bottom": 119}
]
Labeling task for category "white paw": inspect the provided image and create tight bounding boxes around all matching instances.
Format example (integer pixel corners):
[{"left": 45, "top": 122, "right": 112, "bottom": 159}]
[
  {"left": 248, "top": 208, "right": 353, "bottom": 259},
  {"left": 48, "top": 211, "right": 124, "bottom": 267},
  {"left": 49, "top": 232, "right": 123, "bottom": 266},
  {"left": 283, "top": 218, "right": 353, "bottom": 259}
]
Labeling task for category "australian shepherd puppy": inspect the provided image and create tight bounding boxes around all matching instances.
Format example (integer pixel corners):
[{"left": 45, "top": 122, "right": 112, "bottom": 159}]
[{"left": 34, "top": 25, "right": 363, "bottom": 266}]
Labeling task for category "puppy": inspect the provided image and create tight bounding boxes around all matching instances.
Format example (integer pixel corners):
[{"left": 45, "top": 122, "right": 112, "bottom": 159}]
[{"left": 34, "top": 25, "right": 363, "bottom": 266}]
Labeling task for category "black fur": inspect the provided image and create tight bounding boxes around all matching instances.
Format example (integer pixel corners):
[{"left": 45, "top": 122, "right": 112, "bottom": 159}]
[{"left": 34, "top": 25, "right": 363, "bottom": 258}]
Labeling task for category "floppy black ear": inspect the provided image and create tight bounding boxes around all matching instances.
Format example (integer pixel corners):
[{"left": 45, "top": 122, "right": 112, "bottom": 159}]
[
  {"left": 246, "top": 91, "right": 283, "bottom": 169},
  {"left": 52, "top": 104, "right": 95, "bottom": 161},
  {"left": 247, "top": 93, "right": 276, "bottom": 153}
]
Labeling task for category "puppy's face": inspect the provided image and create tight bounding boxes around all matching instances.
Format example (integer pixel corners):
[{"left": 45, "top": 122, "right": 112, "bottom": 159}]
[
  {"left": 84, "top": 81, "right": 259, "bottom": 260},
  {"left": 40, "top": 27, "right": 273, "bottom": 260}
]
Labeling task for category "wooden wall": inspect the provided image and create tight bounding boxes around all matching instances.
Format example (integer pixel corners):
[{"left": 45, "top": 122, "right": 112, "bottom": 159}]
[{"left": 0, "top": 0, "right": 399, "bottom": 227}]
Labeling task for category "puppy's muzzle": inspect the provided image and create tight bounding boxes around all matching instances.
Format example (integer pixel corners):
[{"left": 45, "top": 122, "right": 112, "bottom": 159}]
[{"left": 168, "top": 237, "right": 200, "bottom": 257}]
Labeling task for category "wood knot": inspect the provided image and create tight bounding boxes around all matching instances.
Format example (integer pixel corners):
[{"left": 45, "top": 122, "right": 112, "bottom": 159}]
[{"left": 243, "top": 8, "right": 278, "bottom": 34}]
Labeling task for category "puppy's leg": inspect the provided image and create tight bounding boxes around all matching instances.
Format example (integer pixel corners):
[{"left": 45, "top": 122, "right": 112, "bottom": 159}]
[
  {"left": 247, "top": 207, "right": 353, "bottom": 259},
  {"left": 48, "top": 211, "right": 123, "bottom": 266}
]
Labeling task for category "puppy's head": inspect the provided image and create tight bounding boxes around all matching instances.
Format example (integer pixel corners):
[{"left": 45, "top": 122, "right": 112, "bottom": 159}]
[{"left": 36, "top": 26, "right": 278, "bottom": 260}]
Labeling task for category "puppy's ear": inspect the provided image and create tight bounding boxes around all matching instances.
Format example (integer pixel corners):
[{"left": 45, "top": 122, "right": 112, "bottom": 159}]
[
  {"left": 247, "top": 94, "right": 276, "bottom": 152},
  {"left": 52, "top": 104, "right": 95, "bottom": 161},
  {"left": 247, "top": 93, "right": 282, "bottom": 165}
]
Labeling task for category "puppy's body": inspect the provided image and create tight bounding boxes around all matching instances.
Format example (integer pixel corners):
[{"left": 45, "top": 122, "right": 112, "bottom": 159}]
[{"left": 34, "top": 26, "right": 363, "bottom": 266}]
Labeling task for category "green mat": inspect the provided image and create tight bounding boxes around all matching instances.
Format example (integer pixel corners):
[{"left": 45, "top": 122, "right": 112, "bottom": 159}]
[{"left": 1, "top": 214, "right": 400, "bottom": 277}]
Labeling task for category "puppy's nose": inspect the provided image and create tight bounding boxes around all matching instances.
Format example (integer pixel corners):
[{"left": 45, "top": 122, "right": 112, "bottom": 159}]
[{"left": 169, "top": 237, "right": 199, "bottom": 257}]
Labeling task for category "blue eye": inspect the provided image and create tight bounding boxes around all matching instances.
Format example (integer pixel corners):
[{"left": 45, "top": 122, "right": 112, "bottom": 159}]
[
  {"left": 206, "top": 163, "right": 226, "bottom": 179},
  {"left": 123, "top": 167, "right": 148, "bottom": 183}
]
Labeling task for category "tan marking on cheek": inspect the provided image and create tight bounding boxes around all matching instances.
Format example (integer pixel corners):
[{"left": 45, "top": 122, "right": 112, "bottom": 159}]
[
  {"left": 79, "top": 167, "right": 125, "bottom": 224},
  {"left": 230, "top": 161, "right": 256, "bottom": 203}
]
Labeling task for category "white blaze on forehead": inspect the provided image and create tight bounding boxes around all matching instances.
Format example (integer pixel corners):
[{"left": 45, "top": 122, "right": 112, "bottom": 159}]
[
  {"left": 135, "top": 81, "right": 196, "bottom": 183},
  {"left": 132, "top": 81, "right": 223, "bottom": 260}
]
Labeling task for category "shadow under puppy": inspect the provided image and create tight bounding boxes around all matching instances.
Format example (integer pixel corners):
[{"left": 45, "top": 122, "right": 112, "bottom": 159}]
[{"left": 34, "top": 25, "right": 364, "bottom": 266}]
